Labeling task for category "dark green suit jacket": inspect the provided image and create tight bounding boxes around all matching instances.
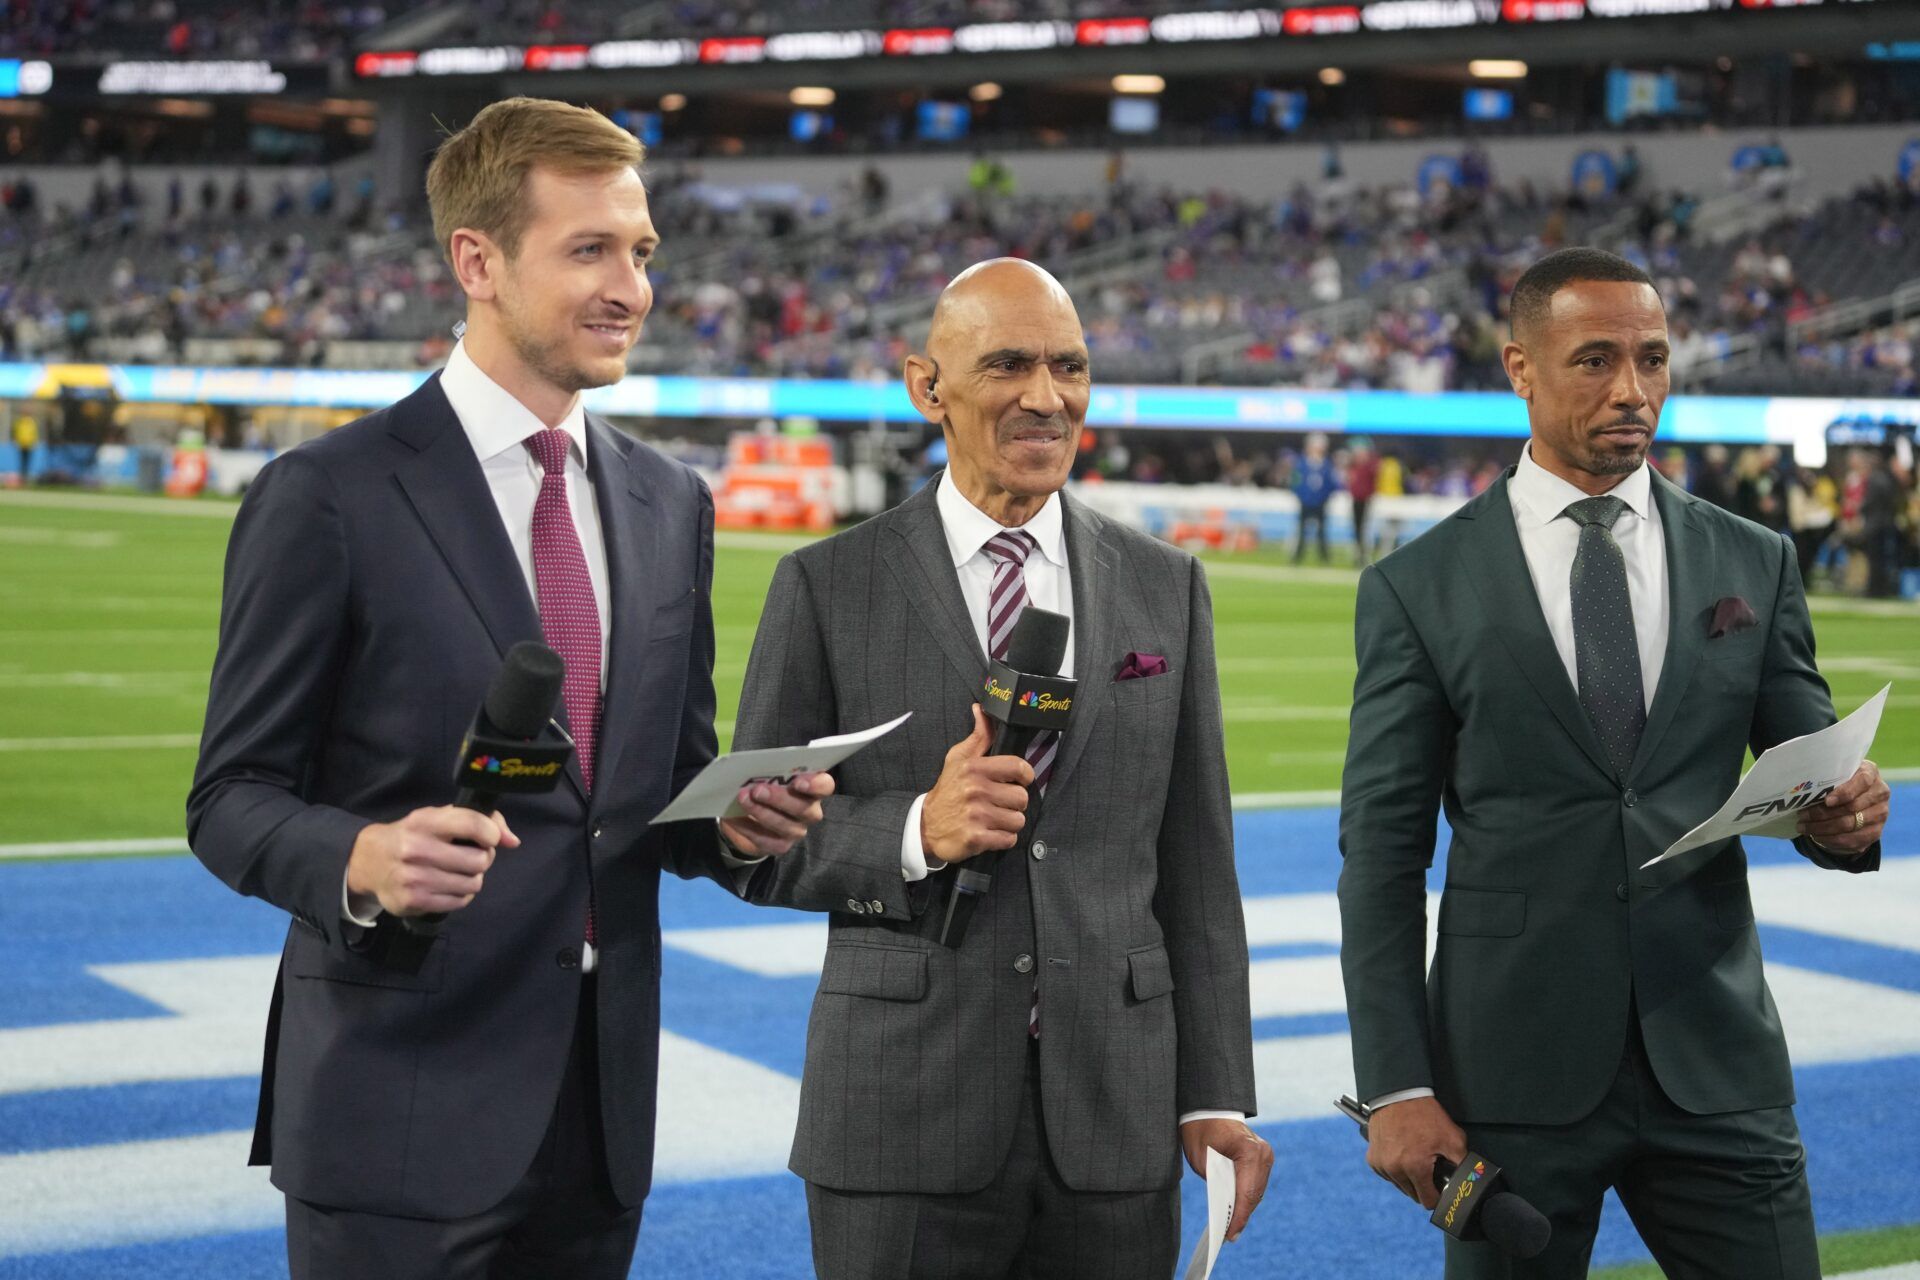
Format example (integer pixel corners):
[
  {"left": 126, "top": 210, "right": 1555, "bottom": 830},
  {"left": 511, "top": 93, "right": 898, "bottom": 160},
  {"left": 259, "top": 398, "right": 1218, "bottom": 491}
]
[{"left": 1338, "top": 466, "right": 1879, "bottom": 1127}]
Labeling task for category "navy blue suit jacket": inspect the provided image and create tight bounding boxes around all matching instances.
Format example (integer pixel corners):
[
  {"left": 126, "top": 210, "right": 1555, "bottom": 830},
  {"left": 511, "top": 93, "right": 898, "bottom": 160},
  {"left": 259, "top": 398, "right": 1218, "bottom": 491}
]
[{"left": 188, "top": 373, "right": 733, "bottom": 1218}]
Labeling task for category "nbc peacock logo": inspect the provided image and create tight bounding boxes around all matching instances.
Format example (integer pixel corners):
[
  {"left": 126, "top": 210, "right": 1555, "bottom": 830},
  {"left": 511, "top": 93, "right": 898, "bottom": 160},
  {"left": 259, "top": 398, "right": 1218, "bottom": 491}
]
[{"left": 469, "top": 755, "right": 503, "bottom": 773}]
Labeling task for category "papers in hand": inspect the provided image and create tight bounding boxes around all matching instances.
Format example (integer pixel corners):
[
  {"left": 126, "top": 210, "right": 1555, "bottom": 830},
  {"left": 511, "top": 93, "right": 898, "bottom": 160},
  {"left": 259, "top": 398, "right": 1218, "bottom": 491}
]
[
  {"left": 648, "top": 712, "right": 911, "bottom": 825},
  {"left": 1180, "top": 1147, "right": 1236, "bottom": 1280},
  {"left": 1641, "top": 684, "right": 1888, "bottom": 870}
]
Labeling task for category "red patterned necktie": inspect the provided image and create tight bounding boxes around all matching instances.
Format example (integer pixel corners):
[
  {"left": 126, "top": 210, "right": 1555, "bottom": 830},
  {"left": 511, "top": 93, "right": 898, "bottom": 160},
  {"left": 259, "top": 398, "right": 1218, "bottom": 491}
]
[
  {"left": 983, "top": 528, "right": 1052, "bottom": 1038},
  {"left": 525, "top": 428, "right": 602, "bottom": 944}
]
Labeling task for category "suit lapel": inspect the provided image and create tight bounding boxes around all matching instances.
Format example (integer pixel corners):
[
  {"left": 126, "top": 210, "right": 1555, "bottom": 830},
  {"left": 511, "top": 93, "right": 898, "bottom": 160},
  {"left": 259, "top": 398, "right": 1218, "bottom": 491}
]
[
  {"left": 390, "top": 375, "right": 545, "bottom": 663},
  {"left": 1456, "top": 473, "right": 1616, "bottom": 781},
  {"left": 881, "top": 477, "right": 989, "bottom": 691},
  {"left": 1045, "top": 492, "right": 1116, "bottom": 796},
  {"left": 585, "top": 415, "right": 658, "bottom": 802},
  {"left": 1628, "top": 473, "right": 1712, "bottom": 779}
]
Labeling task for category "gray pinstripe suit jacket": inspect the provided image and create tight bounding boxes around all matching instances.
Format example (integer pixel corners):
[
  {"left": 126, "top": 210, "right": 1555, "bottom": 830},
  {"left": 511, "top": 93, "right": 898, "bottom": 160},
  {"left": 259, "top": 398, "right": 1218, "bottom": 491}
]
[{"left": 735, "top": 476, "right": 1257, "bottom": 1195}]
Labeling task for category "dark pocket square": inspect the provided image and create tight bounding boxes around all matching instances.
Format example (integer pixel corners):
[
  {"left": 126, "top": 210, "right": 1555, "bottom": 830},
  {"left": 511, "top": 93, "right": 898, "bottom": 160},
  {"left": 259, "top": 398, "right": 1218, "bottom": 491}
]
[
  {"left": 1708, "top": 595, "right": 1759, "bottom": 639},
  {"left": 1117, "top": 651, "right": 1170, "bottom": 681}
]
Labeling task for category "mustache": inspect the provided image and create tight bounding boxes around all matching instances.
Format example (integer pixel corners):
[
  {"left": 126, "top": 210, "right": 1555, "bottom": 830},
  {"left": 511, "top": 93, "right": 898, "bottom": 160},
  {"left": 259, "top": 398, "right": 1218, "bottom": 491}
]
[{"left": 998, "top": 415, "right": 1070, "bottom": 442}]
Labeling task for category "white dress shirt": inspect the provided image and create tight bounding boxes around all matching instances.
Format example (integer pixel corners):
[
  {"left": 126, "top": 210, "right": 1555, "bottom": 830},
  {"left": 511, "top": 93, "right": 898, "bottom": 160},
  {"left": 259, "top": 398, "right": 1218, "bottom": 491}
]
[
  {"left": 899, "top": 474, "right": 1073, "bottom": 880},
  {"left": 904, "top": 476, "right": 1241, "bottom": 1129},
  {"left": 344, "top": 342, "right": 609, "bottom": 971},
  {"left": 1368, "top": 443, "right": 1669, "bottom": 1114}
]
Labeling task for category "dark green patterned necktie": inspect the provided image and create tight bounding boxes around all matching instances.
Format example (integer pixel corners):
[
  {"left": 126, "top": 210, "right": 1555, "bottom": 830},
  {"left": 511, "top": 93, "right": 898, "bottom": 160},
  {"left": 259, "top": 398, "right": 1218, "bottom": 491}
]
[{"left": 1564, "top": 495, "right": 1645, "bottom": 778}]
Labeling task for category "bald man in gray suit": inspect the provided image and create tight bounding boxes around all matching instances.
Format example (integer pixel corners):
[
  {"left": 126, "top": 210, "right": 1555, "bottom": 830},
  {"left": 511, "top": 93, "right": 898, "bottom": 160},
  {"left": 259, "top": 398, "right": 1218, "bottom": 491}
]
[{"left": 730, "top": 260, "right": 1273, "bottom": 1279}]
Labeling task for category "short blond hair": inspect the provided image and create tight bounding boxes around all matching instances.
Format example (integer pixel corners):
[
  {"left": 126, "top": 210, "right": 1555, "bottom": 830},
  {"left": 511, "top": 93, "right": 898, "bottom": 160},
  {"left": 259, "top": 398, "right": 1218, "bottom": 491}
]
[{"left": 426, "top": 96, "right": 644, "bottom": 264}]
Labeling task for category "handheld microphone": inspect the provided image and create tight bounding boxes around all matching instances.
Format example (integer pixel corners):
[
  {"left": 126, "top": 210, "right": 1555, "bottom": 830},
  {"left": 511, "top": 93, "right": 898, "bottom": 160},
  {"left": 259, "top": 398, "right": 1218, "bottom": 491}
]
[
  {"left": 403, "top": 641, "right": 573, "bottom": 938},
  {"left": 935, "top": 607, "right": 1075, "bottom": 949},
  {"left": 1335, "top": 1095, "right": 1551, "bottom": 1260}
]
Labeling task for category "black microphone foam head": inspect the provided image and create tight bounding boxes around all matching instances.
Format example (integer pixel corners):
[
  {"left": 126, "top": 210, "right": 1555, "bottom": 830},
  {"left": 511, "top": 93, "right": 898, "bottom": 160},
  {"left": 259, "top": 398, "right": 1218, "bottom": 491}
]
[
  {"left": 1004, "top": 607, "right": 1070, "bottom": 676},
  {"left": 1479, "top": 1192, "right": 1551, "bottom": 1260},
  {"left": 486, "top": 642, "right": 567, "bottom": 739}
]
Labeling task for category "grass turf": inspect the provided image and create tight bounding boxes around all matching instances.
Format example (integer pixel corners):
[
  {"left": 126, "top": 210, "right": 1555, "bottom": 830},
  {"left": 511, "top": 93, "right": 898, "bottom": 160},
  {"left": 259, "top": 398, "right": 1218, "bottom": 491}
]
[{"left": 0, "top": 492, "right": 1914, "bottom": 845}]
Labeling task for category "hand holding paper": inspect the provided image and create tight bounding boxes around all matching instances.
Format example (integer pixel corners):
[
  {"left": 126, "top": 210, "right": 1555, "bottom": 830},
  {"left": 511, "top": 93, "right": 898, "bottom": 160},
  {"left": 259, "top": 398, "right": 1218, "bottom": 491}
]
[
  {"left": 1180, "top": 1148, "right": 1237, "bottom": 1280},
  {"left": 1795, "top": 757, "right": 1890, "bottom": 856},
  {"left": 651, "top": 712, "right": 911, "bottom": 837},
  {"left": 1642, "top": 685, "right": 1889, "bottom": 870}
]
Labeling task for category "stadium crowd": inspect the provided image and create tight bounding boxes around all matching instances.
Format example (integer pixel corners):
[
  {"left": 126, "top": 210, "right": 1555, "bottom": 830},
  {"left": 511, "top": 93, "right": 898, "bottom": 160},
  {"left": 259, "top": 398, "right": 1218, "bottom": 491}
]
[{"left": 7, "top": 152, "right": 1920, "bottom": 397}]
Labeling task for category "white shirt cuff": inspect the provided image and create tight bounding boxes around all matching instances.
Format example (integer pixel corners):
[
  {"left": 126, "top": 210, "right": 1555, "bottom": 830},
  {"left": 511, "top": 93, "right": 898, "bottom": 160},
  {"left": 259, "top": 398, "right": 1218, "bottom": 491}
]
[
  {"left": 342, "top": 870, "right": 381, "bottom": 927},
  {"left": 901, "top": 793, "right": 945, "bottom": 880},
  {"left": 1366, "top": 1087, "right": 1436, "bottom": 1110},
  {"left": 1179, "top": 1110, "right": 1246, "bottom": 1126},
  {"left": 716, "top": 820, "right": 770, "bottom": 870}
]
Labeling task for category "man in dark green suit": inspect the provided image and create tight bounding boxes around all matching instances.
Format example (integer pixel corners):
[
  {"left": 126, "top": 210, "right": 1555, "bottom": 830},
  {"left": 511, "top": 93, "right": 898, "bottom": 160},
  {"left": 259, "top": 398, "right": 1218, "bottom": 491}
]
[{"left": 1337, "top": 248, "right": 1892, "bottom": 1278}]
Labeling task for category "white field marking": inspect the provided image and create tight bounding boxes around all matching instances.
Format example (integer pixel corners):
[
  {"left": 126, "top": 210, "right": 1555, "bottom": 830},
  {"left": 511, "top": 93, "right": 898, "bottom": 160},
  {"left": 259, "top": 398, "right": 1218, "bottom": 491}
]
[
  {"left": 1222, "top": 705, "right": 1349, "bottom": 722},
  {"left": 0, "top": 838, "right": 186, "bottom": 861},
  {"left": 1748, "top": 855, "right": 1920, "bottom": 955},
  {"left": 1196, "top": 562, "right": 1360, "bottom": 587},
  {"left": 1819, "top": 656, "right": 1920, "bottom": 680},
  {"left": 0, "top": 491, "right": 237, "bottom": 519},
  {"left": 1809, "top": 597, "right": 1920, "bottom": 619},
  {"left": 0, "top": 733, "right": 200, "bottom": 752},
  {"left": 0, "top": 1036, "right": 796, "bottom": 1260},
  {"left": 0, "top": 526, "right": 120, "bottom": 548},
  {"left": 0, "top": 671, "right": 205, "bottom": 690},
  {"left": 0, "top": 628, "right": 208, "bottom": 642},
  {"left": 1232, "top": 790, "right": 1344, "bottom": 809},
  {"left": 651, "top": 1030, "right": 800, "bottom": 1182},
  {"left": 1886, "top": 767, "right": 1920, "bottom": 783},
  {"left": 0, "top": 1130, "right": 277, "bottom": 1258},
  {"left": 0, "top": 955, "right": 278, "bottom": 1096},
  {"left": 664, "top": 921, "right": 828, "bottom": 978},
  {"left": 1769, "top": 965, "right": 1920, "bottom": 1065},
  {"left": 1831, "top": 1267, "right": 1920, "bottom": 1279},
  {"left": 713, "top": 531, "right": 819, "bottom": 552}
]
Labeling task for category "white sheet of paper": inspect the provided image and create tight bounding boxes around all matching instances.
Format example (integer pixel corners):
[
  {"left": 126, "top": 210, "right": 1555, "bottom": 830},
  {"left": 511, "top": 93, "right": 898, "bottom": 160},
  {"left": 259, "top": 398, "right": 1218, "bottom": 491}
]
[
  {"left": 647, "top": 712, "right": 911, "bottom": 825},
  {"left": 1179, "top": 1147, "right": 1236, "bottom": 1280},
  {"left": 1640, "top": 684, "right": 1888, "bottom": 870}
]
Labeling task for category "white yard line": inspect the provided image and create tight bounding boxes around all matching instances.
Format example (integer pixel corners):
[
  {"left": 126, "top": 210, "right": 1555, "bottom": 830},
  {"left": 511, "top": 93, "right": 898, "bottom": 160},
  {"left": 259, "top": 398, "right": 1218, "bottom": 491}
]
[{"left": 0, "top": 734, "right": 200, "bottom": 752}]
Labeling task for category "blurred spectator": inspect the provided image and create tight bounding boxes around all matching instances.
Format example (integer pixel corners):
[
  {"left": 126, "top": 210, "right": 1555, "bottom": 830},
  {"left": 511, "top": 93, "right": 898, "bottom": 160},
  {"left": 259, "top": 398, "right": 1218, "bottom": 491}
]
[{"left": 1292, "top": 431, "right": 1337, "bottom": 564}]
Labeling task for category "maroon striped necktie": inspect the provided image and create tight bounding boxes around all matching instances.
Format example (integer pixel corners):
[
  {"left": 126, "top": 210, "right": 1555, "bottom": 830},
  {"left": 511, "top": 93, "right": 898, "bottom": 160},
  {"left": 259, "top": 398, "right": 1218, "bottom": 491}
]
[
  {"left": 983, "top": 528, "right": 1052, "bottom": 1040},
  {"left": 983, "top": 530, "right": 1059, "bottom": 790},
  {"left": 525, "top": 428, "right": 602, "bottom": 945}
]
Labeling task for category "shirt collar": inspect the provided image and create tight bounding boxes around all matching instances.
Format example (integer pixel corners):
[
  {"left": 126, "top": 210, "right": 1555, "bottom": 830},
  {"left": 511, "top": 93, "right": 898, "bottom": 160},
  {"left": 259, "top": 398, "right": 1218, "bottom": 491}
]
[
  {"left": 934, "top": 470, "right": 1068, "bottom": 570},
  {"left": 439, "top": 339, "right": 590, "bottom": 473},
  {"left": 1510, "top": 441, "right": 1651, "bottom": 530}
]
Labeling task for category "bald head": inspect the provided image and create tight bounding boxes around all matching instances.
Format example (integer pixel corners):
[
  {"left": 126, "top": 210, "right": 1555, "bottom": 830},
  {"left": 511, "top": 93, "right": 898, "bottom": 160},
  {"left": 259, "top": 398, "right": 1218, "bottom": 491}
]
[
  {"left": 907, "top": 257, "right": 1090, "bottom": 526},
  {"left": 926, "top": 258, "right": 1079, "bottom": 363}
]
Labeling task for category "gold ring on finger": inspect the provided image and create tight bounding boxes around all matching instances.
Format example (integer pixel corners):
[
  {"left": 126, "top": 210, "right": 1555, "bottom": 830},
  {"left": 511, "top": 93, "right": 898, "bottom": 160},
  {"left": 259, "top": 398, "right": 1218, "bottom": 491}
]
[{"left": 1854, "top": 810, "right": 1866, "bottom": 832}]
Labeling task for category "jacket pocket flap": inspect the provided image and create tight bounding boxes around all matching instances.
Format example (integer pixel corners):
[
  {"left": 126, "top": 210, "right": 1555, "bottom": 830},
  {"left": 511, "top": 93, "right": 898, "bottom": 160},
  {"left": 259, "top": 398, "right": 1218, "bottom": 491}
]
[
  {"left": 820, "top": 944, "right": 929, "bottom": 1001},
  {"left": 285, "top": 920, "right": 447, "bottom": 992},
  {"left": 1437, "top": 887, "right": 1527, "bottom": 938},
  {"left": 1128, "top": 945, "right": 1176, "bottom": 1000}
]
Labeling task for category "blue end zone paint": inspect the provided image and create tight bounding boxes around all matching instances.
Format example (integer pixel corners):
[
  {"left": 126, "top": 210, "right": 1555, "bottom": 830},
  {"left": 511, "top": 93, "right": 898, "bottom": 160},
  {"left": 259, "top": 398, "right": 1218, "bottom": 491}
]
[{"left": 0, "top": 788, "right": 1911, "bottom": 1279}]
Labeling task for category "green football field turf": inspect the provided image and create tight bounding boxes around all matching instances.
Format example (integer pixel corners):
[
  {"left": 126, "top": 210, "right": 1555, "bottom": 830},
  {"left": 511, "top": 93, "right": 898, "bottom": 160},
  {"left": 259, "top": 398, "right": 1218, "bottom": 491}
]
[{"left": 1, "top": 489, "right": 1915, "bottom": 846}]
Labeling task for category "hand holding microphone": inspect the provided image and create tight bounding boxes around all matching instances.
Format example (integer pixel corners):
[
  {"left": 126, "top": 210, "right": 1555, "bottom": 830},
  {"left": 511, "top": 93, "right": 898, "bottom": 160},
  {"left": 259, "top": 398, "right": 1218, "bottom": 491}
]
[
  {"left": 920, "top": 703, "right": 1033, "bottom": 865},
  {"left": 1337, "top": 1094, "right": 1551, "bottom": 1260}
]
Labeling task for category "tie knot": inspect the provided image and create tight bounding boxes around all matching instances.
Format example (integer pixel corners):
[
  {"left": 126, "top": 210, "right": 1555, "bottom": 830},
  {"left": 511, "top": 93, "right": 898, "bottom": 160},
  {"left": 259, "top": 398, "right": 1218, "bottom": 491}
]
[
  {"left": 524, "top": 428, "right": 572, "bottom": 475},
  {"left": 1563, "top": 495, "right": 1628, "bottom": 531},
  {"left": 985, "top": 529, "right": 1036, "bottom": 567}
]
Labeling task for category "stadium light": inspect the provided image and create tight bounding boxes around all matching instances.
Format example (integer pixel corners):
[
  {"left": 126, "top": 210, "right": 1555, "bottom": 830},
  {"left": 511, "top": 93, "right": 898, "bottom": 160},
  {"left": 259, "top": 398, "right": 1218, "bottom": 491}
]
[
  {"left": 1468, "top": 60, "right": 1527, "bottom": 78},
  {"left": 659, "top": 92, "right": 686, "bottom": 110},
  {"left": 1111, "top": 74, "right": 1165, "bottom": 94},
  {"left": 1318, "top": 67, "right": 1345, "bottom": 86},
  {"left": 970, "top": 81, "right": 1002, "bottom": 102},
  {"left": 789, "top": 86, "right": 835, "bottom": 106}
]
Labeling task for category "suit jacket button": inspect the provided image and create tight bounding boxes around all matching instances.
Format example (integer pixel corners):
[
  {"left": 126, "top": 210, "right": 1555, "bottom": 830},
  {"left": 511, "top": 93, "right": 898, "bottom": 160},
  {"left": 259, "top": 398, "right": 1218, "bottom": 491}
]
[
  {"left": 1031, "top": 840, "right": 1048, "bottom": 861},
  {"left": 846, "top": 899, "right": 867, "bottom": 914},
  {"left": 556, "top": 947, "right": 581, "bottom": 969},
  {"left": 1014, "top": 954, "right": 1034, "bottom": 974},
  {"left": 593, "top": 825, "right": 604, "bottom": 839},
  {"left": 1622, "top": 790, "right": 1638, "bottom": 808},
  {"left": 1615, "top": 883, "right": 1630, "bottom": 902},
  {"left": 869, "top": 900, "right": 886, "bottom": 915}
]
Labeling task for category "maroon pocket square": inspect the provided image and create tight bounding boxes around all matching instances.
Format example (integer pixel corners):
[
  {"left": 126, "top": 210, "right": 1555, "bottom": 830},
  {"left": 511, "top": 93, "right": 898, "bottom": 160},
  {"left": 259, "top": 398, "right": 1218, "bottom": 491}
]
[
  {"left": 1708, "top": 595, "right": 1759, "bottom": 639},
  {"left": 1117, "top": 651, "right": 1170, "bottom": 681}
]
